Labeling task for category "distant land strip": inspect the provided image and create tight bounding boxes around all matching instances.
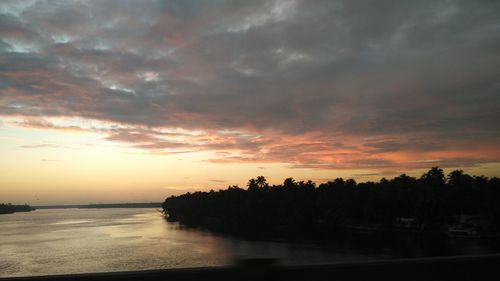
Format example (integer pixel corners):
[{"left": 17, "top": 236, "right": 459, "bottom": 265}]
[
  {"left": 0, "top": 204, "right": 35, "bottom": 215},
  {"left": 33, "top": 202, "right": 162, "bottom": 209}
]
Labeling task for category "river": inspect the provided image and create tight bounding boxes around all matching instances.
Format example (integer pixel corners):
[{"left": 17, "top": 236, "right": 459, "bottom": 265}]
[{"left": 1, "top": 208, "right": 499, "bottom": 277}]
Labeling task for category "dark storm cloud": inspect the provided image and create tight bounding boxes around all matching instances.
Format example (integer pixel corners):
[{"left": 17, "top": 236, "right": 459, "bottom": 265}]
[{"left": 1, "top": 0, "right": 500, "bottom": 170}]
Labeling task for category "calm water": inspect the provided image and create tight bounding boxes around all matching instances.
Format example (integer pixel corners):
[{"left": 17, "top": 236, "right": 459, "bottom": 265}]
[{"left": 1, "top": 209, "right": 499, "bottom": 277}]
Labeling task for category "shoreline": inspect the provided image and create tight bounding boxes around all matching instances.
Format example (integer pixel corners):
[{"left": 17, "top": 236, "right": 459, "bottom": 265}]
[
  {"left": 165, "top": 215, "right": 500, "bottom": 245},
  {"left": 0, "top": 204, "right": 35, "bottom": 215}
]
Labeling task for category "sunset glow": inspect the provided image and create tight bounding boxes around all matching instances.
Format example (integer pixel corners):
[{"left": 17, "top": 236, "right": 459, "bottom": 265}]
[{"left": 1, "top": 1, "right": 499, "bottom": 205}]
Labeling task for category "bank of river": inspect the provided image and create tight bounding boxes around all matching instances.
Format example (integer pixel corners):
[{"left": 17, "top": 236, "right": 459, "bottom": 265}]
[{"left": 1, "top": 208, "right": 499, "bottom": 278}]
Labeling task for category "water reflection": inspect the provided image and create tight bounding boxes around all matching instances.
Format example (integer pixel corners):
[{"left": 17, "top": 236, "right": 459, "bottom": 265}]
[{"left": 1, "top": 209, "right": 499, "bottom": 278}]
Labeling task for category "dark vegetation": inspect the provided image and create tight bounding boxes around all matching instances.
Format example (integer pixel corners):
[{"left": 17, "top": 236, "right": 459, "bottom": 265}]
[
  {"left": 0, "top": 203, "right": 35, "bottom": 214},
  {"left": 163, "top": 167, "right": 500, "bottom": 240}
]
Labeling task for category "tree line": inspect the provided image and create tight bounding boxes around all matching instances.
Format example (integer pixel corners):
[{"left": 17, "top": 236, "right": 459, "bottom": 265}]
[
  {"left": 162, "top": 167, "right": 500, "bottom": 240},
  {"left": 0, "top": 203, "right": 35, "bottom": 214}
]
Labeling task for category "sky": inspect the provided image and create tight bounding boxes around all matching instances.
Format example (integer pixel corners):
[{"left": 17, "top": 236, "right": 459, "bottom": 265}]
[{"left": 1, "top": 0, "right": 500, "bottom": 205}]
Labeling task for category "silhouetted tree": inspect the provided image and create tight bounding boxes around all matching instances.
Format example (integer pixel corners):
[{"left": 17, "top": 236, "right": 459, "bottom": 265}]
[
  {"left": 247, "top": 178, "right": 258, "bottom": 191},
  {"left": 162, "top": 167, "right": 500, "bottom": 241},
  {"left": 345, "top": 179, "right": 356, "bottom": 189},
  {"left": 420, "top": 167, "right": 445, "bottom": 187},
  {"left": 283, "top": 177, "right": 297, "bottom": 189},
  {"left": 255, "top": 176, "right": 268, "bottom": 189},
  {"left": 447, "top": 170, "right": 473, "bottom": 188}
]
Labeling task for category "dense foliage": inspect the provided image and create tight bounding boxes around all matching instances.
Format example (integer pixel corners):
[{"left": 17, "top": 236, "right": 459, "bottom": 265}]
[{"left": 163, "top": 168, "right": 500, "bottom": 239}]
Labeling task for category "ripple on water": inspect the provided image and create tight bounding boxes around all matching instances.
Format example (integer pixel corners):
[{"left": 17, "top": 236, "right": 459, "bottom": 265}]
[{"left": 50, "top": 219, "right": 95, "bottom": 225}]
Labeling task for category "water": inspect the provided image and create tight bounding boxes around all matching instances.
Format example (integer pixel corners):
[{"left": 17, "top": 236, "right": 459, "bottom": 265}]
[{"left": 1, "top": 209, "right": 499, "bottom": 277}]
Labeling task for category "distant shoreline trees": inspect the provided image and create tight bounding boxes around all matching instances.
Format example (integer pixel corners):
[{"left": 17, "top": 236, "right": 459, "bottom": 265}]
[
  {"left": 0, "top": 203, "right": 35, "bottom": 215},
  {"left": 162, "top": 167, "right": 500, "bottom": 240}
]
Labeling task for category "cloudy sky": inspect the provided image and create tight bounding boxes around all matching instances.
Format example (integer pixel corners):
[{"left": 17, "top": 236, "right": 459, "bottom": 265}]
[{"left": 1, "top": 0, "right": 499, "bottom": 204}]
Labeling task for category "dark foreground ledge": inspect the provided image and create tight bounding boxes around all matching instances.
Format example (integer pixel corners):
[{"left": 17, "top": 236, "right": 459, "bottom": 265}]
[{"left": 2, "top": 254, "right": 500, "bottom": 281}]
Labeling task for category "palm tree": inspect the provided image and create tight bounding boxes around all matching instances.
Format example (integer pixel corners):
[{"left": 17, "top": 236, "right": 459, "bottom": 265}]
[
  {"left": 420, "top": 167, "right": 445, "bottom": 187},
  {"left": 255, "top": 176, "right": 268, "bottom": 189}
]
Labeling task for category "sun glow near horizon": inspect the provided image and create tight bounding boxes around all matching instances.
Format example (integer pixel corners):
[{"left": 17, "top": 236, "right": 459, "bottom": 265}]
[
  {"left": 1, "top": 116, "right": 499, "bottom": 205},
  {"left": 1, "top": 1, "right": 500, "bottom": 204}
]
